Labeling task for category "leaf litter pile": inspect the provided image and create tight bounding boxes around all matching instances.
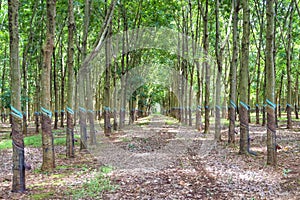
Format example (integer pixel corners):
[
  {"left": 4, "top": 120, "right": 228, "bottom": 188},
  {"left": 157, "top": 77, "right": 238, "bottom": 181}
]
[{"left": 0, "top": 115, "right": 299, "bottom": 199}]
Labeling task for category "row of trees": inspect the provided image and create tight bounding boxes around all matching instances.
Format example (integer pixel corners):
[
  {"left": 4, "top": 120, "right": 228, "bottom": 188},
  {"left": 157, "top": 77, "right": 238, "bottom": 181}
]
[{"left": 2, "top": 0, "right": 299, "bottom": 192}]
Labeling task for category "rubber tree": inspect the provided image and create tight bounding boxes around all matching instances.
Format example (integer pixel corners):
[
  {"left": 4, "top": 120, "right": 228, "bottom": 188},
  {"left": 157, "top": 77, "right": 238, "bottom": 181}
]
[
  {"left": 215, "top": 0, "right": 233, "bottom": 142},
  {"left": 8, "top": 0, "right": 25, "bottom": 192},
  {"left": 266, "top": 0, "right": 277, "bottom": 166},
  {"left": 286, "top": 0, "right": 294, "bottom": 129},
  {"left": 41, "top": 0, "right": 56, "bottom": 171},
  {"left": 228, "top": 0, "right": 240, "bottom": 143},
  {"left": 78, "top": 0, "right": 91, "bottom": 150},
  {"left": 66, "top": 0, "right": 75, "bottom": 158},
  {"left": 239, "top": 0, "right": 250, "bottom": 154},
  {"left": 203, "top": 0, "right": 210, "bottom": 134}
]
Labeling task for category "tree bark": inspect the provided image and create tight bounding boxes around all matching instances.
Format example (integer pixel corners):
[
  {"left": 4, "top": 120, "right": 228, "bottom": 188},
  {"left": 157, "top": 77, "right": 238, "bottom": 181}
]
[
  {"left": 203, "top": 0, "right": 210, "bottom": 134},
  {"left": 8, "top": 0, "right": 26, "bottom": 192},
  {"left": 215, "top": 0, "right": 222, "bottom": 141},
  {"left": 254, "top": 0, "right": 264, "bottom": 125},
  {"left": 41, "top": 0, "right": 56, "bottom": 171},
  {"left": 295, "top": 69, "right": 299, "bottom": 119},
  {"left": 60, "top": 63, "right": 65, "bottom": 128},
  {"left": 266, "top": 0, "right": 277, "bottom": 166},
  {"left": 286, "top": 1, "right": 294, "bottom": 129},
  {"left": 66, "top": 0, "right": 75, "bottom": 157},
  {"left": 103, "top": 16, "right": 112, "bottom": 136},
  {"left": 78, "top": 0, "right": 91, "bottom": 150},
  {"left": 229, "top": 0, "right": 239, "bottom": 143},
  {"left": 195, "top": 0, "right": 202, "bottom": 131},
  {"left": 53, "top": 48, "right": 58, "bottom": 129},
  {"left": 277, "top": 70, "right": 284, "bottom": 119},
  {"left": 239, "top": 0, "right": 250, "bottom": 154}
]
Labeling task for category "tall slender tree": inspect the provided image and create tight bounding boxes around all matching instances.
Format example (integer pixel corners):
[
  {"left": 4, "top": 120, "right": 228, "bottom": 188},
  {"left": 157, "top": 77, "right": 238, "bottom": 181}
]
[
  {"left": 41, "top": 0, "right": 56, "bottom": 171},
  {"left": 78, "top": 0, "right": 91, "bottom": 150},
  {"left": 253, "top": 0, "right": 264, "bottom": 125},
  {"left": 203, "top": 0, "right": 210, "bottom": 134},
  {"left": 266, "top": 0, "right": 277, "bottom": 166},
  {"left": 8, "top": 0, "right": 25, "bottom": 192},
  {"left": 66, "top": 0, "right": 75, "bottom": 158},
  {"left": 215, "top": 0, "right": 222, "bottom": 141},
  {"left": 215, "top": 0, "right": 233, "bottom": 142},
  {"left": 195, "top": 0, "right": 202, "bottom": 131},
  {"left": 228, "top": 0, "right": 240, "bottom": 143},
  {"left": 239, "top": 0, "right": 250, "bottom": 154},
  {"left": 103, "top": 19, "right": 112, "bottom": 136},
  {"left": 286, "top": 1, "right": 294, "bottom": 129},
  {"left": 295, "top": 68, "right": 299, "bottom": 119}
]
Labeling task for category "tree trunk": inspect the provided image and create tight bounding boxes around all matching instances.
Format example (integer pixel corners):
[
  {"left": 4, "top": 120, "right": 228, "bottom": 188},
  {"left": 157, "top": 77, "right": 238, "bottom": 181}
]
[
  {"left": 262, "top": 70, "right": 267, "bottom": 126},
  {"left": 215, "top": 0, "right": 221, "bottom": 141},
  {"left": 103, "top": 19, "right": 112, "bottom": 136},
  {"left": 188, "top": 0, "right": 194, "bottom": 127},
  {"left": 66, "top": 0, "right": 75, "bottom": 158},
  {"left": 286, "top": 1, "right": 294, "bottom": 129},
  {"left": 239, "top": 0, "right": 250, "bottom": 154},
  {"left": 41, "top": 0, "right": 56, "bottom": 171},
  {"left": 203, "top": 0, "right": 210, "bottom": 134},
  {"left": 1, "top": 46, "right": 7, "bottom": 120},
  {"left": 254, "top": 3, "right": 264, "bottom": 125},
  {"left": 266, "top": 0, "right": 277, "bottom": 166},
  {"left": 113, "top": 59, "right": 118, "bottom": 130},
  {"left": 195, "top": 0, "right": 202, "bottom": 131},
  {"left": 86, "top": 73, "right": 96, "bottom": 144},
  {"left": 8, "top": 0, "right": 26, "bottom": 192},
  {"left": 295, "top": 70, "right": 299, "bottom": 119},
  {"left": 78, "top": 0, "right": 91, "bottom": 150},
  {"left": 81, "top": 0, "right": 91, "bottom": 61},
  {"left": 229, "top": 0, "right": 239, "bottom": 143},
  {"left": 196, "top": 61, "right": 202, "bottom": 131},
  {"left": 214, "top": 0, "right": 231, "bottom": 141},
  {"left": 119, "top": 3, "right": 127, "bottom": 128},
  {"left": 53, "top": 48, "right": 58, "bottom": 129},
  {"left": 60, "top": 63, "right": 65, "bottom": 128},
  {"left": 79, "top": 75, "right": 87, "bottom": 150},
  {"left": 277, "top": 71, "right": 284, "bottom": 118}
]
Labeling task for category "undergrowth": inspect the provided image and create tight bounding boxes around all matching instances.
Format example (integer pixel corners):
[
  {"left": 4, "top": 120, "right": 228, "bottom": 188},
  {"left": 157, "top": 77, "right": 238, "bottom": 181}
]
[
  {"left": 0, "top": 134, "right": 80, "bottom": 149},
  {"left": 68, "top": 166, "right": 117, "bottom": 199}
]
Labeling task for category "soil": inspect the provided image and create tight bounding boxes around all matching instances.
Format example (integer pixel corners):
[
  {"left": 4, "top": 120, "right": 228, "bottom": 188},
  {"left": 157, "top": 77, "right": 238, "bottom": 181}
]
[{"left": 0, "top": 115, "right": 299, "bottom": 199}]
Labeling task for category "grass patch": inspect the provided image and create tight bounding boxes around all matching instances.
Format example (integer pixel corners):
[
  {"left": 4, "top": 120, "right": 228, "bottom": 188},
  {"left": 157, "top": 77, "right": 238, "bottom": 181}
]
[
  {"left": 0, "top": 139, "right": 12, "bottom": 150},
  {"left": 121, "top": 137, "right": 132, "bottom": 142},
  {"left": 56, "top": 165, "right": 69, "bottom": 170},
  {"left": 0, "top": 134, "right": 80, "bottom": 149},
  {"left": 0, "top": 135, "right": 41, "bottom": 149},
  {"left": 137, "top": 120, "right": 150, "bottom": 126},
  {"left": 52, "top": 129, "right": 65, "bottom": 134},
  {"left": 68, "top": 166, "right": 117, "bottom": 199},
  {"left": 30, "top": 192, "right": 54, "bottom": 200},
  {"left": 25, "top": 135, "right": 42, "bottom": 147},
  {"left": 165, "top": 119, "right": 178, "bottom": 125}
]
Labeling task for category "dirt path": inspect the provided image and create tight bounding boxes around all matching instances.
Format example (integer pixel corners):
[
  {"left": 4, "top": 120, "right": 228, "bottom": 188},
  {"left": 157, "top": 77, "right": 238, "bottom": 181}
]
[
  {"left": 90, "top": 115, "right": 215, "bottom": 173},
  {"left": 0, "top": 114, "right": 299, "bottom": 199},
  {"left": 97, "top": 115, "right": 299, "bottom": 199}
]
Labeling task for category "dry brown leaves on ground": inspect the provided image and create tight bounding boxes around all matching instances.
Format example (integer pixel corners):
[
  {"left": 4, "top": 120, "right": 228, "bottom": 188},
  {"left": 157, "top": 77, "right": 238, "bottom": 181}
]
[{"left": 0, "top": 116, "right": 299, "bottom": 199}]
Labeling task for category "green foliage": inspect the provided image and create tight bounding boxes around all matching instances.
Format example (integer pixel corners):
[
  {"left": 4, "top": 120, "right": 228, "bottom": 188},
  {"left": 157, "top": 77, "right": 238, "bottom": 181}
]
[
  {"left": 69, "top": 166, "right": 117, "bottom": 199},
  {"left": 165, "top": 119, "right": 178, "bottom": 125},
  {"left": 0, "top": 89, "right": 10, "bottom": 109},
  {"left": 0, "top": 138, "right": 12, "bottom": 150},
  {"left": 30, "top": 192, "right": 54, "bottom": 200},
  {"left": 0, "top": 133, "right": 80, "bottom": 149},
  {"left": 0, "top": 135, "right": 44, "bottom": 149},
  {"left": 283, "top": 168, "right": 292, "bottom": 177}
]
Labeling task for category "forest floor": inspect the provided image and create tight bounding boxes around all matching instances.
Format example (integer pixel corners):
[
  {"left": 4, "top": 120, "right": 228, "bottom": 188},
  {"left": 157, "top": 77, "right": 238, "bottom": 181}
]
[{"left": 0, "top": 114, "right": 299, "bottom": 199}]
